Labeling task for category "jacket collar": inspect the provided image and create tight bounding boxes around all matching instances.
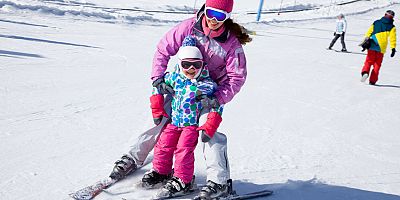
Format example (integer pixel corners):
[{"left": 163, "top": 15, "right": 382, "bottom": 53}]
[{"left": 381, "top": 16, "right": 394, "bottom": 24}]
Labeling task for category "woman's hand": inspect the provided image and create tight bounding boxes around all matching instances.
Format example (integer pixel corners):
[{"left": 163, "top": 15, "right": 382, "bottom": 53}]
[
  {"left": 200, "top": 130, "right": 211, "bottom": 142},
  {"left": 152, "top": 77, "right": 174, "bottom": 95},
  {"left": 196, "top": 94, "right": 220, "bottom": 110}
]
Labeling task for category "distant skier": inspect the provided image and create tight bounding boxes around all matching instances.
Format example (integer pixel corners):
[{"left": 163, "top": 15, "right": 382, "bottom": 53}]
[
  {"left": 360, "top": 10, "right": 397, "bottom": 85},
  {"left": 142, "top": 36, "right": 224, "bottom": 198},
  {"left": 328, "top": 13, "right": 347, "bottom": 52}
]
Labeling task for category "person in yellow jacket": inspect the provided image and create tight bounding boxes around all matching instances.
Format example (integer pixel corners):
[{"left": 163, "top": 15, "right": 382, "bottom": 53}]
[{"left": 360, "top": 10, "right": 397, "bottom": 85}]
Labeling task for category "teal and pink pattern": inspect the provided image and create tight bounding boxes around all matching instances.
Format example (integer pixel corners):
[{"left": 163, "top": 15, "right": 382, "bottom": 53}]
[{"left": 152, "top": 64, "right": 223, "bottom": 127}]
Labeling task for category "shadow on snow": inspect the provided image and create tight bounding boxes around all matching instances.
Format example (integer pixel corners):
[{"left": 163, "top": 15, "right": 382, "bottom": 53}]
[
  {"left": 0, "top": 19, "right": 53, "bottom": 28},
  {"left": 0, "top": 49, "right": 44, "bottom": 58},
  {"left": 0, "top": 34, "right": 100, "bottom": 49},
  {"left": 99, "top": 172, "right": 399, "bottom": 200},
  {"left": 372, "top": 84, "right": 400, "bottom": 89},
  {"left": 231, "top": 178, "right": 400, "bottom": 200}
]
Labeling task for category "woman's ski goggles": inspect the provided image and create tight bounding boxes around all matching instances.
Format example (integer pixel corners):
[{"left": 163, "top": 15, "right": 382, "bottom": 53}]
[
  {"left": 205, "top": 7, "right": 231, "bottom": 22},
  {"left": 181, "top": 59, "right": 203, "bottom": 69}
]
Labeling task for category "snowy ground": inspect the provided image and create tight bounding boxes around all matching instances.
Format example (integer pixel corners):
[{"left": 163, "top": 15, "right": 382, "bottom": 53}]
[{"left": 1, "top": 0, "right": 400, "bottom": 199}]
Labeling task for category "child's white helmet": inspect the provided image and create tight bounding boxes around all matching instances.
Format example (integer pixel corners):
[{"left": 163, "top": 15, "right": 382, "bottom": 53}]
[{"left": 178, "top": 46, "right": 203, "bottom": 60}]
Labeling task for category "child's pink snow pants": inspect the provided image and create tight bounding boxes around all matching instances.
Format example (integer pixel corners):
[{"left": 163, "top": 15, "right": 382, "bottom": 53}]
[{"left": 152, "top": 124, "right": 199, "bottom": 184}]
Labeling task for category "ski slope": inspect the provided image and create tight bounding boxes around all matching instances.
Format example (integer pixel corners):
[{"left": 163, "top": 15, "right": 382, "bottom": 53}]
[{"left": 1, "top": 0, "right": 400, "bottom": 199}]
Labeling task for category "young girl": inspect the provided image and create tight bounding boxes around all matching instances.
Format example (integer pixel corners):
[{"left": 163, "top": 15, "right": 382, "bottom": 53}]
[{"left": 142, "top": 36, "right": 223, "bottom": 198}]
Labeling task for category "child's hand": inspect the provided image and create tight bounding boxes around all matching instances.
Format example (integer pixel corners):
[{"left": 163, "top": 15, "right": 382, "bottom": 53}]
[
  {"left": 150, "top": 94, "right": 168, "bottom": 125},
  {"left": 197, "top": 112, "right": 222, "bottom": 142}
]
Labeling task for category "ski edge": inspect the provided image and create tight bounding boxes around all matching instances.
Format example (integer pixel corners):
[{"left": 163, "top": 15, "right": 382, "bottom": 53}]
[{"left": 225, "top": 189, "right": 273, "bottom": 200}]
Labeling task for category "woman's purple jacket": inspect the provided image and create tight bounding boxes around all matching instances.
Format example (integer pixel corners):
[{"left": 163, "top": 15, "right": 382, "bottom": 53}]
[{"left": 151, "top": 15, "right": 247, "bottom": 105}]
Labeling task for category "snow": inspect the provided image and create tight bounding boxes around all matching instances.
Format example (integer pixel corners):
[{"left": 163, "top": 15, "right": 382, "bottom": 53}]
[{"left": 1, "top": 0, "right": 400, "bottom": 199}]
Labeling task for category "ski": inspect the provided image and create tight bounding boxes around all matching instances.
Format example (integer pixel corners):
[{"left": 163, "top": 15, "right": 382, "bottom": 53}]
[
  {"left": 218, "top": 189, "right": 273, "bottom": 200},
  {"left": 193, "top": 180, "right": 273, "bottom": 200},
  {"left": 334, "top": 50, "right": 350, "bottom": 53},
  {"left": 69, "top": 159, "right": 154, "bottom": 200},
  {"left": 71, "top": 183, "right": 272, "bottom": 200},
  {"left": 152, "top": 189, "right": 199, "bottom": 200},
  {"left": 151, "top": 176, "right": 200, "bottom": 200},
  {"left": 329, "top": 49, "right": 366, "bottom": 55},
  {"left": 69, "top": 160, "right": 157, "bottom": 200},
  {"left": 102, "top": 180, "right": 167, "bottom": 196},
  {"left": 69, "top": 177, "right": 117, "bottom": 200},
  {"left": 69, "top": 157, "right": 153, "bottom": 200},
  {"left": 192, "top": 189, "right": 273, "bottom": 200},
  {"left": 327, "top": 48, "right": 350, "bottom": 53},
  {"left": 104, "top": 184, "right": 200, "bottom": 200},
  {"left": 69, "top": 117, "right": 170, "bottom": 200}
]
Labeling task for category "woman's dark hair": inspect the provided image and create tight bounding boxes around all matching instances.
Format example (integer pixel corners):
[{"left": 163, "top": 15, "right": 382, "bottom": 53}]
[{"left": 224, "top": 18, "right": 252, "bottom": 45}]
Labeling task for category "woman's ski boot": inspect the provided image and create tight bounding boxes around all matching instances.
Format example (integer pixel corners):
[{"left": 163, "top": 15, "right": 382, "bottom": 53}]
[{"left": 109, "top": 154, "right": 137, "bottom": 180}]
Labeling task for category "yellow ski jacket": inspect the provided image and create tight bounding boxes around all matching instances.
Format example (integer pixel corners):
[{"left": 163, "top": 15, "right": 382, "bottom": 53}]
[{"left": 365, "top": 17, "right": 397, "bottom": 54}]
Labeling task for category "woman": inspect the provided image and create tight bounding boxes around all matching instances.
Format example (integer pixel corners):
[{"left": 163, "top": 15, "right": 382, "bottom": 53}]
[{"left": 110, "top": 0, "right": 252, "bottom": 199}]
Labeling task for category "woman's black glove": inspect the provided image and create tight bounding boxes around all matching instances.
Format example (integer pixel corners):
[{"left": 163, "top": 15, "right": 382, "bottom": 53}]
[
  {"left": 391, "top": 48, "right": 396, "bottom": 57},
  {"left": 200, "top": 130, "right": 211, "bottom": 143},
  {"left": 152, "top": 77, "right": 174, "bottom": 95},
  {"left": 360, "top": 38, "right": 371, "bottom": 52}
]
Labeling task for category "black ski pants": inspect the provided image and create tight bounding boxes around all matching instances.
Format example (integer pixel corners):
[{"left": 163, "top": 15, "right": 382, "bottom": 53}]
[{"left": 329, "top": 32, "right": 346, "bottom": 50}]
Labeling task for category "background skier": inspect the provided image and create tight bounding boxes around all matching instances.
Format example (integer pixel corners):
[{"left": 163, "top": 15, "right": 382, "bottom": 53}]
[
  {"left": 360, "top": 10, "right": 397, "bottom": 85},
  {"left": 328, "top": 13, "right": 347, "bottom": 52}
]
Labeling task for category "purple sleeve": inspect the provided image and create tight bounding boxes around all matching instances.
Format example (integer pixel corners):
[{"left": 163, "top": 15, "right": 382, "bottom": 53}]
[
  {"left": 151, "top": 18, "right": 195, "bottom": 81},
  {"left": 214, "top": 45, "right": 247, "bottom": 105}
]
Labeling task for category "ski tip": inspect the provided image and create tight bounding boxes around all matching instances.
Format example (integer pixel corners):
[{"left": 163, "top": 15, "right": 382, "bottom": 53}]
[
  {"left": 68, "top": 193, "right": 76, "bottom": 199},
  {"left": 69, "top": 193, "right": 92, "bottom": 200}
]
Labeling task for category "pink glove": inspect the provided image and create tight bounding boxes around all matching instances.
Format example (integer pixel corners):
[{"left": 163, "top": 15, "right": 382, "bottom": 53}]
[
  {"left": 197, "top": 112, "right": 222, "bottom": 142},
  {"left": 150, "top": 94, "right": 168, "bottom": 125}
]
